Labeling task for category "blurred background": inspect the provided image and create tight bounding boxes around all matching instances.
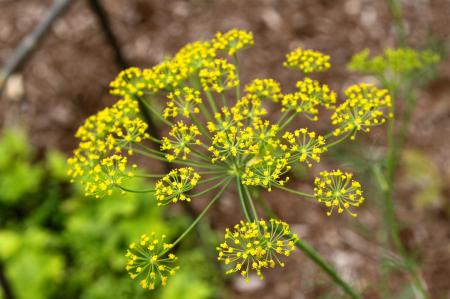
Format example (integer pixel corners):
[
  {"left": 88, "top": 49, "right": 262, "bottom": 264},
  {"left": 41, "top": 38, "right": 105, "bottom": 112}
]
[{"left": 0, "top": 0, "right": 449, "bottom": 298}]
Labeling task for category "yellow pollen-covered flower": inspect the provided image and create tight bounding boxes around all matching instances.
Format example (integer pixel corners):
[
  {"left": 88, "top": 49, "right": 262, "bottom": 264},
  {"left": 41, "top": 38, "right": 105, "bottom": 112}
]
[
  {"left": 125, "top": 233, "right": 179, "bottom": 290},
  {"left": 331, "top": 83, "right": 392, "bottom": 139},
  {"left": 284, "top": 48, "right": 331, "bottom": 74},
  {"left": 242, "top": 155, "right": 291, "bottom": 191},
  {"left": 296, "top": 78, "right": 337, "bottom": 109},
  {"left": 217, "top": 218, "right": 298, "bottom": 281},
  {"left": 314, "top": 169, "right": 364, "bottom": 217},
  {"left": 67, "top": 98, "right": 148, "bottom": 198},
  {"left": 283, "top": 129, "right": 327, "bottom": 167},
  {"left": 164, "top": 87, "right": 202, "bottom": 119},
  {"left": 209, "top": 126, "right": 255, "bottom": 163},
  {"left": 199, "top": 59, "right": 239, "bottom": 93},
  {"left": 155, "top": 167, "right": 200, "bottom": 206},
  {"left": 212, "top": 29, "right": 254, "bottom": 56},
  {"left": 173, "top": 41, "right": 216, "bottom": 73},
  {"left": 281, "top": 92, "right": 320, "bottom": 121},
  {"left": 231, "top": 96, "right": 267, "bottom": 125},
  {"left": 161, "top": 121, "right": 202, "bottom": 161},
  {"left": 244, "top": 79, "right": 283, "bottom": 102}
]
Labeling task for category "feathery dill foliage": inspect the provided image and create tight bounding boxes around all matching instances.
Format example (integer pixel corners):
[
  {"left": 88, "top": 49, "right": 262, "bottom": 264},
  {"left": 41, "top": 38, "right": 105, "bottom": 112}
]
[
  {"left": 68, "top": 29, "right": 391, "bottom": 290},
  {"left": 348, "top": 47, "right": 440, "bottom": 89}
]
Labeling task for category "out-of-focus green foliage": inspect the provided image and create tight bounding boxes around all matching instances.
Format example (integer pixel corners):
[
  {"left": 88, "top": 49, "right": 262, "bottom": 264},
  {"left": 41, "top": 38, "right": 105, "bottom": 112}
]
[
  {"left": 0, "top": 128, "right": 222, "bottom": 299},
  {"left": 348, "top": 48, "right": 440, "bottom": 91}
]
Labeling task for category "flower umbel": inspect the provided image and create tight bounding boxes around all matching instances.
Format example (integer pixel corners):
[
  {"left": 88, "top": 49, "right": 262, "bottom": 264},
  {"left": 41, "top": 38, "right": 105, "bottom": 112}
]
[
  {"left": 155, "top": 167, "right": 201, "bottom": 206},
  {"left": 161, "top": 121, "right": 202, "bottom": 161},
  {"left": 314, "top": 170, "right": 364, "bottom": 216},
  {"left": 217, "top": 219, "right": 298, "bottom": 281},
  {"left": 69, "top": 29, "right": 387, "bottom": 292},
  {"left": 67, "top": 98, "right": 148, "bottom": 197},
  {"left": 212, "top": 29, "right": 254, "bottom": 56},
  {"left": 331, "top": 83, "right": 392, "bottom": 139},
  {"left": 284, "top": 48, "right": 331, "bottom": 74},
  {"left": 126, "top": 233, "right": 179, "bottom": 290},
  {"left": 283, "top": 128, "right": 327, "bottom": 167}
]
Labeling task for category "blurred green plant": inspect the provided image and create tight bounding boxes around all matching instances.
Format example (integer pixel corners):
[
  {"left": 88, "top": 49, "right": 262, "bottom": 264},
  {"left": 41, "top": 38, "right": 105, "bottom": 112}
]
[
  {"left": 348, "top": 47, "right": 441, "bottom": 298},
  {"left": 0, "top": 128, "right": 222, "bottom": 299}
]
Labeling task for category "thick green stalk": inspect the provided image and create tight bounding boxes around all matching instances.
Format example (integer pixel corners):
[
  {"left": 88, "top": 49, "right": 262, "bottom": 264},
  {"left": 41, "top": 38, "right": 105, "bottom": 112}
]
[
  {"left": 382, "top": 87, "right": 429, "bottom": 298},
  {"left": 294, "top": 239, "right": 361, "bottom": 299}
]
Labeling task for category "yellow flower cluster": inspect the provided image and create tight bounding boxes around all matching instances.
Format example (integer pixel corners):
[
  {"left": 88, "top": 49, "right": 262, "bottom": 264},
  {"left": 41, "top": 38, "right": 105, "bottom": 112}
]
[
  {"left": 281, "top": 78, "right": 337, "bottom": 120},
  {"left": 209, "top": 126, "right": 255, "bottom": 163},
  {"left": 331, "top": 83, "right": 392, "bottom": 139},
  {"left": 199, "top": 59, "right": 239, "bottom": 93},
  {"left": 242, "top": 156, "right": 291, "bottom": 191},
  {"left": 296, "top": 78, "right": 337, "bottom": 108},
  {"left": 314, "top": 170, "right": 364, "bottom": 216},
  {"left": 164, "top": 87, "right": 202, "bottom": 119},
  {"left": 155, "top": 167, "right": 200, "bottom": 206},
  {"left": 231, "top": 96, "right": 267, "bottom": 124},
  {"left": 244, "top": 79, "right": 283, "bottom": 102},
  {"left": 161, "top": 121, "right": 202, "bottom": 161},
  {"left": 67, "top": 98, "right": 148, "bottom": 198},
  {"left": 283, "top": 128, "right": 327, "bottom": 167},
  {"left": 217, "top": 219, "right": 298, "bottom": 280},
  {"left": 126, "top": 233, "right": 179, "bottom": 290},
  {"left": 110, "top": 42, "right": 216, "bottom": 100},
  {"left": 69, "top": 29, "right": 392, "bottom": 291},
  {"left": 212, "top": 29, "right": 254, "bottom": 56},
  {"left": 281, "top": 92, "right": 320, "bottom": 121},
  {"left": 284, "top": 48, "right": 331, "bottom": 74}
]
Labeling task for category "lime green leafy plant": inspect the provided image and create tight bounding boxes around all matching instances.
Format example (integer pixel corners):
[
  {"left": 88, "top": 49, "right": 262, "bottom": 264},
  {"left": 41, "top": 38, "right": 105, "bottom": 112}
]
[
  {"left": 0, "top": 128, "right": 222, "bottom": 299},
  {"left": 349, "top": 47, "right": 441, "bottom": 298},
  {"left": 68, "top": 29, "right": 394, "bottom": 298}
]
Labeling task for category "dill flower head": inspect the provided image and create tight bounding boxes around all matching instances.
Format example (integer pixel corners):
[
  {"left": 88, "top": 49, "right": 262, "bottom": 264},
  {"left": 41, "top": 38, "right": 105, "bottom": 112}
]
[
  {"left": 173, "top": 41, "right": 216, "bottom": 73},
  {"left": 161, "top": 121, "right": 202, "bottom": 161},
  {"left": 331, "top": 83, "right": 392, "bottom": 139},
  {"left": 284, "top": 48, "right": 331, "bottom": 74},
  {"left": 283, "top": 128, "right": 327, "bottom": 167},
  {"left": 244, "top": 79, "right": 283, "bottom": 102},
  {"left": 242, "top": 155, "right": 291, "bottom": 191},
  {"left": 126, "top": 233, "right": 179, "bottom": 290},
  {"left": 314, "top": 170, "right": 364, "bottom": 216},
  {"left": 296, "top": 78, "right": 337, "bottom": 109},
  {"left": 231, "top": 96, "right": 267, "bottom": 124},
  {"left": 199, "top": 59, "right": 239, "bottom": 93},
  {"left": 213, "top": 29, "right": 254, "bottom": 56},
  {"left": 281, "top": 92, "right": 320, "bottom": 121},
  {"left": 164, "top": 87, "right": 202, "bottom": 119},
  {"left": 67, "top": 98, "right": 148, "bottom": 198},
  {"left": 217, "top": 218, "right": 298, "bottom": 281},
  {"left": 209, "top": 126, "right": 254, "bottom": 163},
  {"left": 155, "top": 167, "right": 200, "bottom": 206},
  {"left": 349, "top": 48, "right": 441, "bottom": 79}
]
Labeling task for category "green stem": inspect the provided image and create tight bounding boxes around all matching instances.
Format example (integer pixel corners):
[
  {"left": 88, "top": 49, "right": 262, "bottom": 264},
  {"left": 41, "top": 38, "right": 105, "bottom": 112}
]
[
  {"left": 274, "top": 184, "right": 315, "bottom": 200},
  {"left": 242, "top": 185, "right": 259, "bottom": 220},
  {"left": 387, "top": 0, "right": 406, "bottom": 46},
  {"left": 294, "top": 239, "right": 362, "bottom": 299},
  {"left": 191, "top": 177, "right": 229, "bottom": 198},
  {"left": 140, "top": 98, "right": 173, "bottom": 127},
  {"left": 233, "top": 54, "right": 241, "bottom": 101},
  {"left": 236, "top": 177, "right": 252, "bottom": 222},
  {"left": 170, "top": 179, "right": 231, "bottom": 248},
  {"left": 205, "top": 90, "right": 218, "bottom": 114},
  {"left": 279, "top": 112, "right": 297, "bottom": 130},
  {"left": 116, "top": 185, "right": 155, "bottom": 193},
  {"left": 326, "top": 130, "right": 354, "bottom": 148}
]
